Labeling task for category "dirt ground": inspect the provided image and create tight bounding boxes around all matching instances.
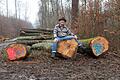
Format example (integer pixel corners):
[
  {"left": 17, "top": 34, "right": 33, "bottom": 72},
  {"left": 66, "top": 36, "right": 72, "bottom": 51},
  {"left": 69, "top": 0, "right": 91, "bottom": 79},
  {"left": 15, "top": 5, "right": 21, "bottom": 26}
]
[{"left": 0, "top": 50, "right": 120, "bottom": 80}]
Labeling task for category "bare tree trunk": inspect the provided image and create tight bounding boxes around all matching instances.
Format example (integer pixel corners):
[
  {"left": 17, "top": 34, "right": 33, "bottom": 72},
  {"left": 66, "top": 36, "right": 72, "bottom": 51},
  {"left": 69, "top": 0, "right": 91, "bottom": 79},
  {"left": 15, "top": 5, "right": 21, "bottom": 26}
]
[
  {"left": 50, "top": 0, "right": 54, "bottom": 16},
  {"left": 24, "top": 1, "right": 28, "bottom": 21},
  {"left": 0, "top": 0, "right": 5, "bottom": 15},
  {"left": 17, "top": 1, "right": 21, "bottom": 20},
  {"left": 94, "top": 0, "right": 103, "bottom": 36},
  {"left": 44, "top": 1, "right": 48, "bottom": 28},
  {"left": 71, "top": 0, "right": 79, "bottom": 34},
  {"left": 6, "top": 0, "right": 8, "bottom": 17},
  {"left": 56, "top": 0, "right": 59, "bottom": 19},
  {"left": 60, "top": 0, "right": 65, "bottom": 17},
  {"left": 15, "top": 0, "right": 17, "bottom": 18}
]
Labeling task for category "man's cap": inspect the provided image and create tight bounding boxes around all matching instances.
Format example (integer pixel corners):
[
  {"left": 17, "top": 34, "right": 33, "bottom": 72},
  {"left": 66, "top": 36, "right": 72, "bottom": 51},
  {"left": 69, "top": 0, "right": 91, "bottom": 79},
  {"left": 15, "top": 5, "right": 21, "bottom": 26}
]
[{"left": 58, "top": 17, "right": 66, "bottom": 22}]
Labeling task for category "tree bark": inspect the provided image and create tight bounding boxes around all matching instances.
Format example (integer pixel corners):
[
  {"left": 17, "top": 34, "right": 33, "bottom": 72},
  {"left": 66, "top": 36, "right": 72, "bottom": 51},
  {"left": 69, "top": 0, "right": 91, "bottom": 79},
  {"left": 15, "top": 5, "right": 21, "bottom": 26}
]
[
  {"left": 31, "top": 36, "right": 109, "bottom": 57},
  {"left": 71, "top": 0, "right": 79, "bottom": 34}
]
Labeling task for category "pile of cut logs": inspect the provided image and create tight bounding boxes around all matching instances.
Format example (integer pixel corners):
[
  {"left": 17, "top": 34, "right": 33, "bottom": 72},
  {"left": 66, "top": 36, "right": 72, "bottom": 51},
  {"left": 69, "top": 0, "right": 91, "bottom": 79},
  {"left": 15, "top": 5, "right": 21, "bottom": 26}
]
[
  {"left": 17, "top": 28, "right": 54, "bottom": 45},
  {"left": 0, "top": 28, "right": 109, "bottom": 61}
]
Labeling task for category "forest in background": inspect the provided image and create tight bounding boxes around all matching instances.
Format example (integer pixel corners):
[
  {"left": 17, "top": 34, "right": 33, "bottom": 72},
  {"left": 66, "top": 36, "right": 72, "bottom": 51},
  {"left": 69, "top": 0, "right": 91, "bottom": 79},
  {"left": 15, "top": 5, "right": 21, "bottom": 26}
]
[
  {"left": 38, "top": 0, "right": 119, "bottom": 51},
  {"left": 0, "top": 16, "right": 32, "bottom": 37},
  {"left": 0, "top": 0, "right": 33, "bottom": 38},
  {"left": 0, "top": 1, "right": 119, "bottom": 79},
  {"left": 0, "top": 0, "right": 119, "bottom": 51}
]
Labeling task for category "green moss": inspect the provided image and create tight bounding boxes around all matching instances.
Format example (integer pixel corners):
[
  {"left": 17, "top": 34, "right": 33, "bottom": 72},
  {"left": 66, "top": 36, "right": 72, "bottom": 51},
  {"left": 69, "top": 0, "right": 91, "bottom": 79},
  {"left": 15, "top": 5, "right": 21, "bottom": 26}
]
[{"left": 1, "top": 49, "right": 8, "bottom": 60}]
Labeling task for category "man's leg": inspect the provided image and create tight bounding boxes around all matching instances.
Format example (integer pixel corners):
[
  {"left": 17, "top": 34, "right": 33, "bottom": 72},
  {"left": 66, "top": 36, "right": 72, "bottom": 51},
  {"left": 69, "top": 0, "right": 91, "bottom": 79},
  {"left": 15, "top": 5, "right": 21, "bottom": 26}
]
[
  {"left": 58, "top": 36, "right": 75, "bottom": 41},
  {"left": 63, "top": 36, "right": 85, "bottom": 48},
  {"left": 51, "top": 42, "right": 57, "bottom": 57},
  {"left": 77, "top": 40, "right": 82, "bottom": 46},
  {"left": 51, "top": 36, "right": 71, "bottom": 58}
]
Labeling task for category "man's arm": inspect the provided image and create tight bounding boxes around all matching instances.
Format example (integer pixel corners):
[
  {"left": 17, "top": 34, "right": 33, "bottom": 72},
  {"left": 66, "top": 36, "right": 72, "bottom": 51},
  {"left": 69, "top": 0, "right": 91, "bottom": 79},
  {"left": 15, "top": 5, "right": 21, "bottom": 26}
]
[
  {"left": 53, "top": 26, "right": 58, "bottom": 38},
  {"left": 53, "top": 25, "right": 60, "bottom": 42}
]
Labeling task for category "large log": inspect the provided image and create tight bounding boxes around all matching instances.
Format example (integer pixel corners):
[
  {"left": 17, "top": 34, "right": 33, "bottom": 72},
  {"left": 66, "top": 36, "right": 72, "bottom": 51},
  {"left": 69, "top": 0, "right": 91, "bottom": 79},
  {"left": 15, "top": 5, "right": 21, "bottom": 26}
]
[
  {"left": 20, "top": 28, "right": 53, "bottom": 33},
  {"left": 31, "top": 43, "right": 52, "bottom": 52},
  {"left": 0, "top": 43, "right": 31, "bottom": 61},
  {"left": 57, "top": 39, "right": 78, "bottom": 58},
  {"left": 79, "top": 36, "right": 109, "bottom": 57},
  {"left": 15, "top": 36, "right": 54, "bottom": 40},
  {"left": 20, "top": 32, "right": 52, "bottom": 36},
  {"left": 32, "top": 39, "right": 78, "bottom": 58},
  {"left": 16, "top": 40, "right": 42, "bottom": 45},
  {"left": 31, "top": 36, "right": 109, "bottom": 57},
  {"left": 16, "top": 40, "right": 53, "bottom": 46},
  {"left": 20, "top": 28, "right": 53, "bottom": 32}
]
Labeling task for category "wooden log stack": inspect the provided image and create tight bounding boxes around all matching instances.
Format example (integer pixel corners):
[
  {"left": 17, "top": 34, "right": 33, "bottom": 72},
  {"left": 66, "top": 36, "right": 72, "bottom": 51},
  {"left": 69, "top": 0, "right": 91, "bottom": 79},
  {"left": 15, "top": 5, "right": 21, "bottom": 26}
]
[
  {"left": 16, "top": 28, "right": 54, "bottom": 45},
  {"left": 0, "top": 28, "right": 109, "bottom": 60}
]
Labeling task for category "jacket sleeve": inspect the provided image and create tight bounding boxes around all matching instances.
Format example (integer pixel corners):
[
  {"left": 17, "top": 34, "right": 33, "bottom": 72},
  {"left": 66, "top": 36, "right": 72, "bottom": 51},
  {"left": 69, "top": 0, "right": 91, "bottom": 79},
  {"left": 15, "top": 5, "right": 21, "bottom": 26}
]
[{"left": 53, "top": 26, "right": 58, "bottom": 38}]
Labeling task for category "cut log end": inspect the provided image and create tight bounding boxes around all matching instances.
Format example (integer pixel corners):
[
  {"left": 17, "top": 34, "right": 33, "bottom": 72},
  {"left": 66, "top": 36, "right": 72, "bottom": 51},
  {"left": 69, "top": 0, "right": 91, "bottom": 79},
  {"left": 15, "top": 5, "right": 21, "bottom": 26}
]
[
  {"left": 57, "top": 39, "right": 78, "bottom": 58},
  {"left": 90, "top": 36, "right": 109, "bottom": 57},
  {"left": 1, "top": 43, "right": 30, "bottom": 61}
]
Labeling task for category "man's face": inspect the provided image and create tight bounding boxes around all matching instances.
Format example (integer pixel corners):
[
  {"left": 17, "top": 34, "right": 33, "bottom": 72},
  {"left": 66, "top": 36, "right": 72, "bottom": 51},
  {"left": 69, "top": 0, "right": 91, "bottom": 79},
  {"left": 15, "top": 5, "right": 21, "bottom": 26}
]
[{"left": 59, "top": 20, "right": 66, "bottom": 26}]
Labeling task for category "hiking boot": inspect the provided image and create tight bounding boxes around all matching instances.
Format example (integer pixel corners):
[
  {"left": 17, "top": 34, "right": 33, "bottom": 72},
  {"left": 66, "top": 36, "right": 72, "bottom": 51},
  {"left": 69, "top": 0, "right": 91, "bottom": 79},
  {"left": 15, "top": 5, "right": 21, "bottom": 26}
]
[{"left": 51, "top": 56, "right": 59, "bottom": 60}]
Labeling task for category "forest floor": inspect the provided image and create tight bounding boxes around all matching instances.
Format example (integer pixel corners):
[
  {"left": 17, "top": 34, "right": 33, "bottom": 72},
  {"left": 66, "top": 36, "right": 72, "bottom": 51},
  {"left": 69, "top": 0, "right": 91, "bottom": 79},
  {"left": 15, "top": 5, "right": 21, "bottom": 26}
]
[{"left": 0, "top": 50, "right": 120, "bottom": 80}]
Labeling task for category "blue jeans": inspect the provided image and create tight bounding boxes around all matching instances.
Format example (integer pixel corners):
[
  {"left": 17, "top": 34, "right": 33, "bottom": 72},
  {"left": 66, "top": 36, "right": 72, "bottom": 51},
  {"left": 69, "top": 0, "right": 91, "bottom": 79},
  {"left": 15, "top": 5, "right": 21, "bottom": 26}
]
[{"left": 51, "top": 36, "right": 81, "bottom": 57}]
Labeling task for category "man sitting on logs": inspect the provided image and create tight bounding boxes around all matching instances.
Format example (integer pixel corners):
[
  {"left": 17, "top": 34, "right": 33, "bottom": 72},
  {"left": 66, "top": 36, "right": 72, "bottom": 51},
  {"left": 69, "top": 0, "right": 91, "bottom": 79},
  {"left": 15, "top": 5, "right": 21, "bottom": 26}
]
[{"left": 51, "top": 17, "right": 82, "bottom": 59}]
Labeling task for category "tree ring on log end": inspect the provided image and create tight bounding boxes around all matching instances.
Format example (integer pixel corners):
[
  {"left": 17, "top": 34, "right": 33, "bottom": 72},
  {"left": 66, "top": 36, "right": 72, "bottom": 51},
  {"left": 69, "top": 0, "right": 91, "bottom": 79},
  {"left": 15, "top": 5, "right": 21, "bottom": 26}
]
[
  {"left": 57, "top": 39, "right": 78, "bottom": 58},
  {"left": 90, "top": 36, "right": 109, "bottom": 57},
  {"left": 2, "top": 44, "right": 28, "bottom": 61}
]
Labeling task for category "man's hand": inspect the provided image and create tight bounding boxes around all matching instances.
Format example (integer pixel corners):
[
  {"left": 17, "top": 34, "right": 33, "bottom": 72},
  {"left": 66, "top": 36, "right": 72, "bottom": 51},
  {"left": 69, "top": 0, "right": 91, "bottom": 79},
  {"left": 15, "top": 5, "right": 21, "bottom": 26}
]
[
  {"left": 74, "top": 35, "right": 78, "bottom": 39},
  {"left": 54, "top": 38, "right": 59, "bottom": 42}
]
